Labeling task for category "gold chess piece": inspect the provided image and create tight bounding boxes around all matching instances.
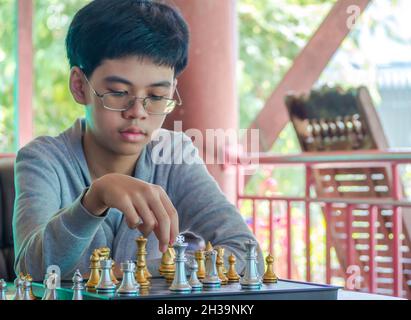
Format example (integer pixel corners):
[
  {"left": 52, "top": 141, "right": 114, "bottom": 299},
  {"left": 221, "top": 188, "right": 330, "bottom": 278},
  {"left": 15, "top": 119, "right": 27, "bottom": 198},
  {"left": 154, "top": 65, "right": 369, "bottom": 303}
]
[
  {"left": 194, "top": 250, "right": 206, "bottom": 279},
  {"left": 21, "top": 273, "right": 35, "bottom": 300},
  {"left": 227, "top": 254, "right": 240, "bottom": 283},
  {"left": 263, "top": 254, "right": 278, "bottom": 284},
  {"left": 205, "top": 241, "right": 213, "bottom": 252},
  {"left": 215, "top": 246, "right": 227, "bottom": 274},
  {"left": 135, "top": 259, "right": 150, "bottom": 289},
  {"left": 135, "top": 236, "right": 152, "bottom": 279},
  {"left": 86, "top": 249, "right": 101, "bottom": 289},
  {"left": 159, "top": 245, "right": 175, "bottom": 284},
  {"left": 216, "top": 255, "right": 228, "bottom": 285}
]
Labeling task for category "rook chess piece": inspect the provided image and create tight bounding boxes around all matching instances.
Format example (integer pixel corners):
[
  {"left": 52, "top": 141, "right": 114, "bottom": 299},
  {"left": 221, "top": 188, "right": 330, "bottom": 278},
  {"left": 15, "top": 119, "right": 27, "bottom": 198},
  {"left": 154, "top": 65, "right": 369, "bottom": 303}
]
[
  {"left": 136, "top": 236, "right": 152, "bottom": 279},
  {"left": 169, "top": 235, "right": 191, "bottom": 293},
  {"left": 117, "top": 261, "right": 139, "bottom": 296},
  {"left": 263, "top": 254, "right": 278, "bottom": 284},
  {"left": 159, "top": 245, "right": 176, "bottom": 283},
  {"left": 86, "top": 250, "right": 100, "bottom": 290},
  {"left": 0, "top": 279, "right": 7, "bottom": 300},
  {"left": 188, "top": 258, "right": 203, "bottom": 291},
  {"left": 227, "top": 254, "right": 240, "bottom": 283},
  {"left": 202, "top": 250, "right": 221, "bottom": 290},
  {"left": 72, "top": 269, "right": 84, "bottom": 300},
  {"left": 240, "top": 240, "right": 262, "bottom": 290},
  {"left": 13, "top": 276, "right": 24, "bottom": 300},
  {"left": 96, "top": 259, "right": 116, "bottom": 293},
  {"left": 194, "top": 250, "right": 206, "bottom": 280}
]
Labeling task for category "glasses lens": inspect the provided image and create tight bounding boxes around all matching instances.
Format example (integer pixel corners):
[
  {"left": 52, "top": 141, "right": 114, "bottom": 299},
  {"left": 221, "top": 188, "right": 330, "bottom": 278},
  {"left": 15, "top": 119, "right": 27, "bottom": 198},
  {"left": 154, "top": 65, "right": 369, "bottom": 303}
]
[
  {"left": 145, "top": 98, "right": 176, "bottom": 114},
  {"left": 103, "top": 93, "right": 131, "bottom": 110}
]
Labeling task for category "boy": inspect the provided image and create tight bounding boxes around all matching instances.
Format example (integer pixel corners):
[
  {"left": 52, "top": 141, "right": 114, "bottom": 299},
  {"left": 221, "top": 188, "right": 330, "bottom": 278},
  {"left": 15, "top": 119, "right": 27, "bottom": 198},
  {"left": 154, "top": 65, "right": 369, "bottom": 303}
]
[{"left": 13, "top": 0, "right": 264, "bottom": 281}]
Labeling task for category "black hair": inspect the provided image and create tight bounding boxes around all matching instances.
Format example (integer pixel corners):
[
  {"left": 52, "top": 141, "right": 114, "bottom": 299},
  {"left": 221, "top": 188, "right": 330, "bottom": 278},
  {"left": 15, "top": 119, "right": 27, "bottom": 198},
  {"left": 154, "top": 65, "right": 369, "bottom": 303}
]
[{"left": 65, "top": 0, "right": 189, "bottom": 78}]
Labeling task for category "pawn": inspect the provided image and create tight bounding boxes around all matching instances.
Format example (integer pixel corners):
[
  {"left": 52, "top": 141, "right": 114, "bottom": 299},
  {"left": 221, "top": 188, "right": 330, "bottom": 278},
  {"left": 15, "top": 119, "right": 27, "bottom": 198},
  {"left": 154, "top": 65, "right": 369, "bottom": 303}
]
[
  {"left": 23, "top": 279, "right": 33, "bottom": 300},
  {"left": 72, "top": 269, "right": 84, "bottom": 300},
  {"left": 216, "top": 255, "right": 228, "bottom": 285},
  {"left": 13, "top": 276, "right": 24, "bottom": 300},
  {"left": 194, "top": 250, "right": 206, "bottom": 280},
  {"left": 263, "top": 254, "right": 278, "bottom": 284},
  {"left": 188, "top": 259, "right": 203, "bottom": 291},
  {"left": 227, "top": 254, "right": 240, "bottom": 283},
  {"left": 0, "top": 279, "right": 7, "bottom": 300}
]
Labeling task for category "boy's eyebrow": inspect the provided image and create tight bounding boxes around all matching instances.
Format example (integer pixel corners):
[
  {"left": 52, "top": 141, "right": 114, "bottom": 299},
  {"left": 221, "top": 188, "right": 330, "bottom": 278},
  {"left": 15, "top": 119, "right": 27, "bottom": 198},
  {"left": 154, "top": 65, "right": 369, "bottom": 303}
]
[{"left": 103, "top": 76, "right": 172, "bottom": 88}]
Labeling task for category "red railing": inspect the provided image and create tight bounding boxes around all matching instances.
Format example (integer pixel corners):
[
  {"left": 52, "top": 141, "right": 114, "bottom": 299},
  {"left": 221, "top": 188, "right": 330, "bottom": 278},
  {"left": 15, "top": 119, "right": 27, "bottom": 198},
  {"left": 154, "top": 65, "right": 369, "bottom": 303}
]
[{"left": 233, "top": 150, "right": 411, "bottom": 298}]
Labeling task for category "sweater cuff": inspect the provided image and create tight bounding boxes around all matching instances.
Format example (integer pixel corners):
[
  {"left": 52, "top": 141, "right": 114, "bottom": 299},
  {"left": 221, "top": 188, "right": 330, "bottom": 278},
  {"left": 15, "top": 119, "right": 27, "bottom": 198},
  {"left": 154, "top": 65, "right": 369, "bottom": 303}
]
[{"left": 60, "top": 188, "right": 106, "bottom": 239}]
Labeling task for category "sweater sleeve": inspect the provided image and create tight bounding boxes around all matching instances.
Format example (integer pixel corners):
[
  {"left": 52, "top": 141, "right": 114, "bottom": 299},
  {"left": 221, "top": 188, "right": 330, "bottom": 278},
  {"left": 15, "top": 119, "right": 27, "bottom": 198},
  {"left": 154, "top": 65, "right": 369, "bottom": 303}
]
[
  {"left": 169, "top": 133, "right": 265, "bottom": 275},
  {"left": 13, "top": 142, "right": 106, "bottom": 281}
]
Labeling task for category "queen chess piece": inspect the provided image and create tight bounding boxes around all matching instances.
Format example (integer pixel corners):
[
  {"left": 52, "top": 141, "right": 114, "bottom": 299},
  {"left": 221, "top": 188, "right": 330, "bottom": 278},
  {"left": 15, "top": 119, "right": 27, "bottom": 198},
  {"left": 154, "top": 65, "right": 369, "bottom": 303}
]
[
  {"left": 240, "top": 240, "right": 262, "bottom": 290},
  {"left": 169, "top": 234, "right": 192, "bottom": 293}
]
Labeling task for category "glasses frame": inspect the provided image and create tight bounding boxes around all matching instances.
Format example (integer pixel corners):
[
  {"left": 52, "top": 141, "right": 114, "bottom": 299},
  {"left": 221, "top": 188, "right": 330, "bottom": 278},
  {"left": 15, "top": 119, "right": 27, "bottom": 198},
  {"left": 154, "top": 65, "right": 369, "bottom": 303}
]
[{"left": 82, "top": 72, "right": 182, "bottom": 115}]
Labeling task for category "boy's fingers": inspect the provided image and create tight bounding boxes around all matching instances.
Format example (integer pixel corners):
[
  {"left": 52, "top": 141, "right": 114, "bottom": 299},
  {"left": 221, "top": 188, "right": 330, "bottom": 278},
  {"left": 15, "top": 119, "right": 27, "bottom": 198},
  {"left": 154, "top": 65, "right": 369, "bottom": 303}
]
[
  {"left": 159, "top": 190, "right": 179, "bottom": 244},
  {"left": 115, "top": 199, "right": 142, "bottom": 229},
  {"left": 133, "top": 196, "right": 158, "bottom": 237},
  {"left": 148, "top": 196, "right": 171, "bottom": 252}
]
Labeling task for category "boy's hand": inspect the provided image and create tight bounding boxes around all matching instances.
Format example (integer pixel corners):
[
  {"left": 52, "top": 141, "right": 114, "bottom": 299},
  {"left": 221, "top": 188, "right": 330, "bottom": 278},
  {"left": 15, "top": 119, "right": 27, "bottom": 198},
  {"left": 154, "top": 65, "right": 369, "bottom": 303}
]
[{"left": 82, "top": 173, "right": 179, "bottom": 253}]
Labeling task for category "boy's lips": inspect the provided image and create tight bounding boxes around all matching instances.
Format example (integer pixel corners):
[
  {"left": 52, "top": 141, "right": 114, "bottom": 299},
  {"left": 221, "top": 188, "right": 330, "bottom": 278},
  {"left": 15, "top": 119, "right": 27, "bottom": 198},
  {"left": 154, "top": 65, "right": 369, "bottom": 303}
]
[{"left": 119, "top": 126, "right": 148, "bottom": 142}]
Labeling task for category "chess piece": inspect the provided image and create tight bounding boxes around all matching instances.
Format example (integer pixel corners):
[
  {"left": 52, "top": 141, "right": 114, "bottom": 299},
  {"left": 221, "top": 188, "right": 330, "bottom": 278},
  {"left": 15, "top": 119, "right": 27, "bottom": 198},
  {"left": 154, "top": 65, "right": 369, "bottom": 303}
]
[
  {"left": 240, "top": 240, "right": 262, "bottom": 290},
  {"left": 216, "top": 253, "right": 228, "bottom": 285},
  {"left": 23, "top": 279, "right": 33, "bottom": 300},
  {"left": 202, "top": 250, "right": 221, "bottom": 290},
  {"left": 215, "top": 246, "right": 228, "bottom": 274},
  {"left": 135, "top": 259, "right": 150, "bottom": 289},
  {"left": 42, "top": 271, "right": 58, "bottom": 300},
  {"left": 0, "top": 279, "right": 7, "bottom": 300},
  {"left": 205, "top": 241, "right": 213, "bottom": 252},
  {"left": 194, "top": 250, "right": 206, "bottom": 280},
  {"left": 117, "top": 261, "right": 139, "bottom": 296},
  {"left": 98, "top": 247, "right": 119, "bottom": 285},
  {"left": 188, "top": 259, "right": 203, "bottom": 291},
  {"left": 227, "top": 254, "right": 240, "bottom": 283},
  {"left": 263, "top": 254, "right": 278, "bottom": 284},
  {"left": 13, "top": 276, "right": 24, "bottom": 300},
  {"left": 135, "top": 236, "right": 152, "bottom": 279},
  {"left": 169, "top": 235, "right": 191, "bottom": 293},
  {"left": 72, "top": 269, "right": 84, "bottom": 300},
  {"left": 159, "top": 245, "right": 175, "bottom": 284},
  {"left": 23, "top": 274, "right": 36, "bottom": 300},
  {"left": 96, "top": 259, "right": 116, "bottom": 293},
  {"left": 86, "top": 249, "right": 101, "bottom": 290}
]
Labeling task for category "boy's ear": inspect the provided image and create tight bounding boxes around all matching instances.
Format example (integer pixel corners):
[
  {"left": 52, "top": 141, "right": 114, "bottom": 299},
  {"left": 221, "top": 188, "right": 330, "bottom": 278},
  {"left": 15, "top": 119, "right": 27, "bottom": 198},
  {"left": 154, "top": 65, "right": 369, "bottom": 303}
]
[{"left": 69, "top": 67, "right": 88, "bottom": 105}]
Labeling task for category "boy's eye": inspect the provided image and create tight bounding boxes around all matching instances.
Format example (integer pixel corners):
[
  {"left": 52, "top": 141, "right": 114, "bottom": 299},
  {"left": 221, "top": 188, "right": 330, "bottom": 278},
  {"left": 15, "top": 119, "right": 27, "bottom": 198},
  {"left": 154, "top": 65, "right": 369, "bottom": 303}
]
[
  {"left": 109, "top": 90, "right": 128, "bottom": 97},
  {"left": 149, "top": 95, "right": 165, "bottom": 101}
]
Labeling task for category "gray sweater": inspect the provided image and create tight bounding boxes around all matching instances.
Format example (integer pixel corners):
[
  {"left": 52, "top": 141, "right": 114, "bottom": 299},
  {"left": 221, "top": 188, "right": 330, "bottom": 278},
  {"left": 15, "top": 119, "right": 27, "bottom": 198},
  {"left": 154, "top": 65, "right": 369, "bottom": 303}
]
[{"left": 13, "top": 118, "right": 264, "bottom": 281}]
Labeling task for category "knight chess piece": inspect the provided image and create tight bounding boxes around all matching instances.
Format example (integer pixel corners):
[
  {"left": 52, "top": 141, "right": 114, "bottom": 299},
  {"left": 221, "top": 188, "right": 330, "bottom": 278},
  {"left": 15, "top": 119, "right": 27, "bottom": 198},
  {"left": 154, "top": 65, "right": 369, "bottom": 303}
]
[
  {"left": 194, "top": 250, "right": 206, "bottom": 280},
  {"left": 240, "top": 240, "right": 262, "bottom": 290},
  {"left": 202, "top": 250, "right": 221, "bottom": 290},
  {"left": 188, "top": 258, "right": 203, "bottom": 291},
  {"left": 13, "top": 276, "right": 24, "bottom": 300},
  {"left": 159, "top": 245, "right": 176, "bottom": 284},
  {"left": 23, "top": 279, "right": 33, "bottom": 300},
  {"left": 227, "top": 254, "right": 240, "bottom": 283},
  {"left": 135, "top": 236, "right": 152, "bottom": 279},
  {"left": 0, "top": 279, "right": 7, "bottom": 300},
  {"left": 86, "top": 249, "right": 101, "bottom": 290},
  {"left": 169, "top": 235, "right": 192, "bottom": 293},
  {"left": 72, "top": 269, "right": 84, "bottom": 300},
  {"left": 96, "top": 259, "right": 116, "bottom": 293},
  {"left": 263, "top": 254, "right": 278, "bottom": 284},
  {"left": 117, "top": 261, "right": 139, "bottom": 296}
]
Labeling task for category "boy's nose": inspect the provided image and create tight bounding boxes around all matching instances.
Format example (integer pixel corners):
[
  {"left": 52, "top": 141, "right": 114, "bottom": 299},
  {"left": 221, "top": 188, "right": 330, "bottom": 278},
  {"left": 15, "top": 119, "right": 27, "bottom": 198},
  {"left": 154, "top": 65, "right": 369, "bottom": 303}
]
[{"left": 122, "top": 98, "right": 148, "bottom": 120}]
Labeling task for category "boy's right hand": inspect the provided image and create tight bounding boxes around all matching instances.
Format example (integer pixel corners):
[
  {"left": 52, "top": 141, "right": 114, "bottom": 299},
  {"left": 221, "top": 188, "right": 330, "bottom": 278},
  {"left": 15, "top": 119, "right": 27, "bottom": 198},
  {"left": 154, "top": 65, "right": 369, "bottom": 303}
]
[{"left": 81, "top": 173, "right": 179, "bottom": 253}]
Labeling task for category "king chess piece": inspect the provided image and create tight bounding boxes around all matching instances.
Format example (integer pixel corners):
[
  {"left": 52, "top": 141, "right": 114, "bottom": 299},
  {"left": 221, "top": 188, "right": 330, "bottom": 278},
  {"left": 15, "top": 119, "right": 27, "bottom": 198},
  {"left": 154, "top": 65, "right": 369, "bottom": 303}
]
[
  {"left": 169, "top": 235, "right": 192, "bottom": 293},
  {"left": 96, "top": 259, "right": 116, "bottom": 293},
  {"left": 240, "top": 240, "right": 262, "bottom": 290},
  {"left": 117, "top": 261, "right": 139, "bottom": 296},
  {"left": 202, "top": 250, "right": 221, "bottom": 290},
  {"left": 72, "top": 269, "right": 84, "bottom": 300}
]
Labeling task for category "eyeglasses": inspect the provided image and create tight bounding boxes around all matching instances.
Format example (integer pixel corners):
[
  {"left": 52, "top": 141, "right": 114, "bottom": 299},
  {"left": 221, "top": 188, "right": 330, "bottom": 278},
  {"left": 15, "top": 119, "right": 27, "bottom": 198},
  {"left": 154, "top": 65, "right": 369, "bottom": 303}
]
[{"left": 83, "top": 73, "right": 182, "bottom": 115}]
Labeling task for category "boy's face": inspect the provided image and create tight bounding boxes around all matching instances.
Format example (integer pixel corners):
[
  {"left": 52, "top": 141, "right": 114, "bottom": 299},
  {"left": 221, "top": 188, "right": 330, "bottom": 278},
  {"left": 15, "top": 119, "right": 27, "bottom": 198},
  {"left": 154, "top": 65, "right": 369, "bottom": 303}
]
[{"left": 71, "top": 56, "right": 176, "bottom": 157}]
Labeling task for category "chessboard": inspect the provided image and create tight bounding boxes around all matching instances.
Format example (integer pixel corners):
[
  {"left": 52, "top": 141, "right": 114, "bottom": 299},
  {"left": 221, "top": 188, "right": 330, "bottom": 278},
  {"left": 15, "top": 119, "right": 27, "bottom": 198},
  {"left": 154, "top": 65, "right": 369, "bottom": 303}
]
[{"left": 28, "top": 277, "right": 341, "bottom": 300}]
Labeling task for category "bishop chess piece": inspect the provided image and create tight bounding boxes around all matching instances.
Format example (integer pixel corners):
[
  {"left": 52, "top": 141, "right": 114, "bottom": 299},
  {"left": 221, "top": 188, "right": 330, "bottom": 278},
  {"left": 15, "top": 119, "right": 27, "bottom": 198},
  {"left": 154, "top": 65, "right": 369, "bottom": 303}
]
[
  {"left": 117, "top": 261, "right": 139, "bottom": 296},
  {"left": 202, "top": 250, "right": 221, "bottom": 290},
  {"left": 194, "top": 250, "right": 206, "bottom": 280},
  {"left": 263, "top": 254, "right": 278, "bottom": 284},
  {"left": 72, "top": 269, "right": 84, "bottom": 300},
  {"left": 227, "top": 254, "right": 240, "bottom": 283},
  {"left": 86, "top": 249, "right": 101, "bottom": 290},
  {"left": 13, "top": 276, "right": 24, "bottom": 300},
  {"left": 240, "top": 240, "right": 262, "bottom": 290},
  {"left": 42, "top": 271, "right": 59, "bottom": 300},
  {"left": 0, "top": 279, "right": 7, "bottom": 300},
  {"left": 159, "top": 245, "right": 175, "bottom": 283},
  {"left": 136, "top": 236, "right": 152, "bottom": 279},
  {"left": 96, "top": 259, "right": 116, "bottom": 293},
  {"left": 188, "top": 258, "right": 203, "bottom": 291},
  {"left": 169, "top": 235, "right": 192, "bottom": 293},
  {"left": 23, "top": 279, "right": 33, "bottom": 300}
]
